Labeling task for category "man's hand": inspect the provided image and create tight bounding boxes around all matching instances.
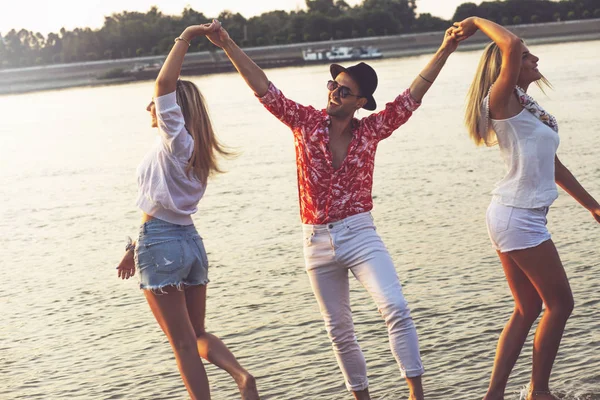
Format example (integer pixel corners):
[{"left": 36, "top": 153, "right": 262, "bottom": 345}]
[
  {"left": 452, "top": 17, "right": 479, "bottom": 41},
  {"left": 440, "top": 27, "right": 461, "bottom": 54}
]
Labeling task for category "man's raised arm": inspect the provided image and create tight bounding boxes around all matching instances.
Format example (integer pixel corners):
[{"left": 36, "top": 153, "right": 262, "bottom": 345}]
[
  {"left": 207, "top": 22, "right": 269, "bottom": 96},
  {"left": 408, "top": 27, "right": 461, "bottom": 102}
]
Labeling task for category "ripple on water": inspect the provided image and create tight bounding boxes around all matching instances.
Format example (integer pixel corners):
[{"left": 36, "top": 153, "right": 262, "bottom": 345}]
[{"left": 1, "top": 41, "right": 600, "bottom": 399}]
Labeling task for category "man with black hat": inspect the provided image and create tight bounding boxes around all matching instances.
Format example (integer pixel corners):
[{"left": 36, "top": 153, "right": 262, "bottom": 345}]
[{"left": 207, "top": 21, "right": 461, "bottom": 400}]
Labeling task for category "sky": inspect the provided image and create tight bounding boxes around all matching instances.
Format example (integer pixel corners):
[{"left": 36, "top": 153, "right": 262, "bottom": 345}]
[{"left": 0, "top": 0, "right": 483, "bottom": 36}]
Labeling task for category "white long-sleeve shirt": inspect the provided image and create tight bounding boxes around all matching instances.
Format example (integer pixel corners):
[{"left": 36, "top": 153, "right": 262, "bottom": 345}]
[{"left": 136, "top": 91, "right": 205, "bottom": 225}]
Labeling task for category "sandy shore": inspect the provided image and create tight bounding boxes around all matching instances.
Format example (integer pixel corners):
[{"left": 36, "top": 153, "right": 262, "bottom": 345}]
[{"left": 1, "top": 19, "right": 599, "bottom": 96}]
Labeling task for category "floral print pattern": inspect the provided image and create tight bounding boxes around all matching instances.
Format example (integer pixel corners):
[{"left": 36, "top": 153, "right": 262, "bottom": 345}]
[
  {"left": 258, "top": 82, "right": 420, "bottom": 224},
  {"left": 515, "top": 85, "right": 558, "bottom": 132},
  {"left": 480, "top": 85, "right": 559, "bottom": 146}
]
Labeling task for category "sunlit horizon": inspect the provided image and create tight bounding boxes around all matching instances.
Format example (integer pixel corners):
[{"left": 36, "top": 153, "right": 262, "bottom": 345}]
[{"left": 1, "top": 0, "right": 481, "bottom": 36}]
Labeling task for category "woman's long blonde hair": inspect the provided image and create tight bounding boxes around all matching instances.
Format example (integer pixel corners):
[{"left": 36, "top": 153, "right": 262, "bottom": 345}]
[
  {"left": 464, "top": 41, "right": 551, "bottom": 146},
  {"left": 175, "top": 80, "right": 235, "bottom": 184}
]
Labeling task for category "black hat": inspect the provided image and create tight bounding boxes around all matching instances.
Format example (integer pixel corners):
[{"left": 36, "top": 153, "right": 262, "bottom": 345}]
[{"left": 330, "top": 62, "right": 378, "bottom": 111}]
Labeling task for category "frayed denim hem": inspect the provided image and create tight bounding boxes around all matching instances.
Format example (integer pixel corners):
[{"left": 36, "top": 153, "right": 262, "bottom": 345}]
[{"left": 140, "top": 279, "right": 209, "bottom": 294}]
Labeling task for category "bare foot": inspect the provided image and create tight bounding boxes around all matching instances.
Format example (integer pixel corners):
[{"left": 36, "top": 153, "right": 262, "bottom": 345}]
[
  {"left": 236, "top": 373, "right": 259, "bottom": 400},
  {"left": 526, "top": 392, "right": 559, "bottom": 400},
  {"left": 482, "top": 392, "right": 503, "bottom": 400},
  {"left": 352, "top": 388, "right": 371, "bottom": 400}
]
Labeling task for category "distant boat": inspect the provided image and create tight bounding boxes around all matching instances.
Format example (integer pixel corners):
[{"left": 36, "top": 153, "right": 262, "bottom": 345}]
[
  {"left": 302, "top": 46, "right": 383, "bottom": 62},
  {"left": 128, "top": 61, "right": 163, "bottom": 74},
  {"left": 112, "top": 61, "right": 163, "bottom": 80}
]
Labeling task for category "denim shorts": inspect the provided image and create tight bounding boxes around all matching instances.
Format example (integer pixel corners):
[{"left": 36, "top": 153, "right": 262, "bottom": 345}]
[
  {"left": 134, "top": 218, "right": 209, "bottom": 292},
  {"left": 486, "top": 199, "right": 551, "bottom": 253}
]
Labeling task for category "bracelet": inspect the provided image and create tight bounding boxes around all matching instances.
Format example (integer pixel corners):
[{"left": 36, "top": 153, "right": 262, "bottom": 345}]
[
  {"left": 419, "top": 74, "right": 434, "bottom": 84},
  {"left": 125, "top": 236, "right": 136, "bottom": 252},
  {"left": 529, "top": 390, "right": 552, "bottom": 397},
  {"left": 175, "top": 36, "right": 191, "bottom": 47}
]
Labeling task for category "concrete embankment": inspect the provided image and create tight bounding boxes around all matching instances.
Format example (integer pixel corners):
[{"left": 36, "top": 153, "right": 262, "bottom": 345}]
[{"left": 1, "top": 19, "right": 599, "bottom": 95}]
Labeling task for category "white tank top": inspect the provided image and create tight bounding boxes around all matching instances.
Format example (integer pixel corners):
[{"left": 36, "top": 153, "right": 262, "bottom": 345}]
[{"left": 490, "top": 107, "right": 560, "bottom": 209}]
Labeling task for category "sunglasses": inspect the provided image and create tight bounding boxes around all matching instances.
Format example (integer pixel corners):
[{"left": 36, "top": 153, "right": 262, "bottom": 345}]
[{"left": 327, "top": 80, "right": 361, "bottom": 98}]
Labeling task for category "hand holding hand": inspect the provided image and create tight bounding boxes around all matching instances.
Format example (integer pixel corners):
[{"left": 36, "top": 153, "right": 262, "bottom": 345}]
[
  {"left": 452, "top": 17, "right": 478, "bottom": 41},
  {"left": 206, "top": 24, "right": 231, "bottom": 49},
  {"left": 182, "top": 19, "right": 221, "bottom": 40},
  {"left": 440, "top": 27, "right": 461, "bottom": 53},
  {"left": 117, "top": 249, "right": 136, "bottom": 280}
]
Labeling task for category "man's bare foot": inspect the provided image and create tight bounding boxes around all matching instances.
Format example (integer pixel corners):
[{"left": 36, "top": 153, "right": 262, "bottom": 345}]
[
  {"left": 408, "top": 390, "right": 425, "bottom": 400},
  {"left": 482, "top": 391, "right": 503, "bottom": 400},
  {"left": 235, "top": 372, "right": 259, "bottom": 400},
  {"left": 406, "top": 378, "right": 424, "bottom": 400},
  {"left": 352, "top": 388, "right": 371, "bottom": 400}
]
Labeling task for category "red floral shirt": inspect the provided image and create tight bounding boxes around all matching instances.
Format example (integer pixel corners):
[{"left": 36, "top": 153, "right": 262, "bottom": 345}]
[{"left": 258, "top": 82, "right": 420, "bottom": 225}]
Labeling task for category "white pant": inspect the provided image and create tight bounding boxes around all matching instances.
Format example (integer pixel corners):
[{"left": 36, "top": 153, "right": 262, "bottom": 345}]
[{"left": 302, "top": 212, "right": 424, "bottom": 392}]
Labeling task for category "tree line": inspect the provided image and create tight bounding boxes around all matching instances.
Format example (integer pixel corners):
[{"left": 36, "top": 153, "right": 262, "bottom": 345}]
[{"left": 1, "top": 0, "right": 598, "bottom": 69}]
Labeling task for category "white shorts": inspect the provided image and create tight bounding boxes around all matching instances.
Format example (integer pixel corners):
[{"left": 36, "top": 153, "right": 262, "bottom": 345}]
[{"left": 486, "top": 199, "right": 551, "bottom": 253}]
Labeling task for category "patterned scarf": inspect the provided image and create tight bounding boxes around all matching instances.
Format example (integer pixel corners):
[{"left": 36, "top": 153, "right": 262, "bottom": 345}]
[
  {"left": 480, "top": 85, "right": 558, "bottom": 146},
  {"left": 515, "top": 85, "right": 558, "bottom": 132}
]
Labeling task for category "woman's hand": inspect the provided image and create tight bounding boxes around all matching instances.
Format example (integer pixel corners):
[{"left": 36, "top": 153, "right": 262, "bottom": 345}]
[
  {"left": 452, "top": 17, "right": 479, "bottom": 40},
  {"left": 182, "top": 19, "right": 221, "bottom": 41},
  {"left": 592, "top": 208, "right": 600, "bottom": 224},
  {"left": 206, "top": 25, "right": 231, "bottom": 49},
  {"left": 117, "top": 249, "right": 136, "bottom": 280}
]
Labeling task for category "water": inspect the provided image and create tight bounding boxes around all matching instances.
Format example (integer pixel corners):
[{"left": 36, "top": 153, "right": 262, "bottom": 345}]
[{"left": 1, "top": 40, "right": 599, "bottom": 400}]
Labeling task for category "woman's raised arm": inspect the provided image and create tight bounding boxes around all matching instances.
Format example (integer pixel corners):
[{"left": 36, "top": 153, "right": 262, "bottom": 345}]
[{"left": 154, "top": 21, "right": 219, "bottom": 97}]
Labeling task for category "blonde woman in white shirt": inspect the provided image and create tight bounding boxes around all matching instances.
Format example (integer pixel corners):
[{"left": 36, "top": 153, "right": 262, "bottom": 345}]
[
  {"left": 454, "top": 17, "right": 600, "bottom": 400},
  {"left": 116, "top": 21, "right": 259, "bottom": 400}
]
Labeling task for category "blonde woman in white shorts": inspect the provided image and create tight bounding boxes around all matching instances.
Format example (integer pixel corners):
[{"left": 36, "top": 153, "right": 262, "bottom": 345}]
[{"left": 454, "top": 17, "right": 600, "bottom": 400}]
